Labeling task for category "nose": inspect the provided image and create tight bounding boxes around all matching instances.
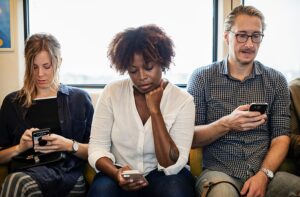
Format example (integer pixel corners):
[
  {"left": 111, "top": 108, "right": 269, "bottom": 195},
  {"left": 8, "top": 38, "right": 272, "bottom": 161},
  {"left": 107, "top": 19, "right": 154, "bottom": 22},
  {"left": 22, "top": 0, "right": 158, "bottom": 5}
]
[
  {"left": 244, "top": 36, "right": 254, "bottom": 48},
  {"left": 138, "top": 69, "right": 147, "bottom": 81},
  {"left": 37, "top": 67, "right": 45, "bottom": 76}
]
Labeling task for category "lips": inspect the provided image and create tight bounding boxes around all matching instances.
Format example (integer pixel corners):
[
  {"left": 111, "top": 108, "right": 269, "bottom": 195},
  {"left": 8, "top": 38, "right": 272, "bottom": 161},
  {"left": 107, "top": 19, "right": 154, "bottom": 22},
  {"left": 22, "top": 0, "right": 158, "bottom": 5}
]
[
  {"left": 139, "top": 84, "right": 152, "bottom": 90},
  {"left": 37, "top": 80, "right": 47, "bottom": 84}
]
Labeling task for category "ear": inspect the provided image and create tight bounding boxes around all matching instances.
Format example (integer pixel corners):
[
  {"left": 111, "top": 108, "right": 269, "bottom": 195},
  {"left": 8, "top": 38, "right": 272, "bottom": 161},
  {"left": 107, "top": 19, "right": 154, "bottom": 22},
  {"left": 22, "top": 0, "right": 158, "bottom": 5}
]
[{"left": 224, "top": 31, "right": 229, "bottom": 45}]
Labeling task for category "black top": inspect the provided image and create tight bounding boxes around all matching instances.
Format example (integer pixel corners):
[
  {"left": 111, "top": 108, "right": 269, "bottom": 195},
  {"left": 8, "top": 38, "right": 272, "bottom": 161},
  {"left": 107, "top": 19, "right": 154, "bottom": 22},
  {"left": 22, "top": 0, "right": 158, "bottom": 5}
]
[{"left": 26, "top": 97, "right": 61, "bottom": 134}]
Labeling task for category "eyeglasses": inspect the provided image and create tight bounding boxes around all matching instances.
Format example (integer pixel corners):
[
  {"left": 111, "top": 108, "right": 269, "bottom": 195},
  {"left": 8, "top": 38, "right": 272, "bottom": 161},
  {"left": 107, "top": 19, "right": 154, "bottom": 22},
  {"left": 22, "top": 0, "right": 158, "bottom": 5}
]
[{"left": 229, "top": 31, "right": 264, "bottom": 43}]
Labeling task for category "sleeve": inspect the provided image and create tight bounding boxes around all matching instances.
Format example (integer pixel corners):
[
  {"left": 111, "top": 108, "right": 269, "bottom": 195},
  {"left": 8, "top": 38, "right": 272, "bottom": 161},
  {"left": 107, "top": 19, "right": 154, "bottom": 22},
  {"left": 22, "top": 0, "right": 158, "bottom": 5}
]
[
  {"left": 88, "top": 86, "right": 116, "bottom": 172},
  {"left": 82, "top": 93, "right": 94, "bottom": 143},
  {"left": 0, "top": 95, "right": 14, "bottom": 148},
  {"left": 270, "top": 74, "right": 291, "bottom": 139},
  {"left": 187, "top": 69, "right": 207, "bottom": 125},
  {"left": 157, "top": 96, "right": 195, "bottom": 175}
]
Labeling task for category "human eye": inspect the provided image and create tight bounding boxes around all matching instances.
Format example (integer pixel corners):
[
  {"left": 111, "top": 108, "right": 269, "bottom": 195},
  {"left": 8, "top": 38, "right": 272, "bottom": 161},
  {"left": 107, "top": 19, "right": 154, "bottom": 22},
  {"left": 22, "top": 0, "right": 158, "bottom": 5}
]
[
  {"left": 145, "top": 62, "right": 155, "bottom": 71},
  {"left": 128, "top": 65, "right": 137, "bottom": 73},
  {"left": 43, "top": 64, "right": 52, "bottom": 69},
  {"left": 237, "top": 33, "right": 248, "bottom": 39}
]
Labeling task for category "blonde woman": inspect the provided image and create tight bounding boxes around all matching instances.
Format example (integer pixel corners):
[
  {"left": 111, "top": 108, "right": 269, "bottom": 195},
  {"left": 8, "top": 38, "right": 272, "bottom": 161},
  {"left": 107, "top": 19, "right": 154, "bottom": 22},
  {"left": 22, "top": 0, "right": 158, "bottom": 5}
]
[{"left": 0, "top": 33, "right": 94, "bottom": 196}]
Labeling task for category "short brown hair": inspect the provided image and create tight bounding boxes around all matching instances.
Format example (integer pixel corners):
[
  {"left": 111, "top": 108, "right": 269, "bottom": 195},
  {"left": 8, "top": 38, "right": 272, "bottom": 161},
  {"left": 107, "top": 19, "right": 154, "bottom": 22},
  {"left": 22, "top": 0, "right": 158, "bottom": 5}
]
[
  {"left": 108, "top": 24, "right": 175, "bottom": 74},
  {"left": 224, "top": 5, "right": 266, "bottom": 32}
]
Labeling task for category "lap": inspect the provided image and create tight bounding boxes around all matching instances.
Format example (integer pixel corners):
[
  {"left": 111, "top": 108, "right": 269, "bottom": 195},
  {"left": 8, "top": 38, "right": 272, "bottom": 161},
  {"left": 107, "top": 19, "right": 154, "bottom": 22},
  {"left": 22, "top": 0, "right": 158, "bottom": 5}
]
[
  {"left": 88, "top": 168, "right": 195, "bottom": 197},
  {"left": 195, "top": 169, "right": 243, "bottom": 197}
]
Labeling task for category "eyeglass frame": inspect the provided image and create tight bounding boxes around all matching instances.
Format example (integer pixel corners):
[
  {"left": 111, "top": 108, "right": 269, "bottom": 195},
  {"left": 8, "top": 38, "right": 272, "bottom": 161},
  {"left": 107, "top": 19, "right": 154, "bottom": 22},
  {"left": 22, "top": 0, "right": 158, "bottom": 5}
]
[{"left": 229, "top": 30, "right": 264, "bottom": 43}]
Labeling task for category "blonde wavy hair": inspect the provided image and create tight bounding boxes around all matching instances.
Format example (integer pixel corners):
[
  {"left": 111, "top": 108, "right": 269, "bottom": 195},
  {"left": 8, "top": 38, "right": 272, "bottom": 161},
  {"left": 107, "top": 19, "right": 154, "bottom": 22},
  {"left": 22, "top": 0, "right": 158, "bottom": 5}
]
[{"left": 16, "top": 33, "right": 61, "bottom": 108}]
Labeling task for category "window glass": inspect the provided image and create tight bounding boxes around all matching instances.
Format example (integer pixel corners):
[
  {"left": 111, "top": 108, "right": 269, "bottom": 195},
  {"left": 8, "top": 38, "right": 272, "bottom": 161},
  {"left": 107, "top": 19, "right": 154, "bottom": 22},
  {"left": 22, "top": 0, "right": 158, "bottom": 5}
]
[
  {"left": 29, "top": 0, "right": 213, "bottom": 85},
  {"left": 245, "top": 0, "right": 300, "bottom": 82}
]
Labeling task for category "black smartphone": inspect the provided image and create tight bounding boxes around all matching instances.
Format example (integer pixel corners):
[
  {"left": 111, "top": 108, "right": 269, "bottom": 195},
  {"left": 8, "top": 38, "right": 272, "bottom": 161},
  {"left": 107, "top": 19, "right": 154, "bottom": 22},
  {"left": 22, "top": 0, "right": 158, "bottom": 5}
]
[
  {"left": 32, "top": 128, "right": 50, "bottom": 147},
  {"left": 249, "top": 103, "right": 268, "bottom": 114}
]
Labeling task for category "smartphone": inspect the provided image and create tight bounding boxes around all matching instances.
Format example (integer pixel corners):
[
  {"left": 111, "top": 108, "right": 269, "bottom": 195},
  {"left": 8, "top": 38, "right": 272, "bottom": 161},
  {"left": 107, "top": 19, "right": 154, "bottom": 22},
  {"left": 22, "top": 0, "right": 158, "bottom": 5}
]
[
  {"left": 121, "top": 170, "right": 148, "bottom": 183},
  {"left": 249, "top": 103, "right": 268, "bottom": 114},
  {"left": 32, "top": 128, "right": 50, "bottom": 147}
]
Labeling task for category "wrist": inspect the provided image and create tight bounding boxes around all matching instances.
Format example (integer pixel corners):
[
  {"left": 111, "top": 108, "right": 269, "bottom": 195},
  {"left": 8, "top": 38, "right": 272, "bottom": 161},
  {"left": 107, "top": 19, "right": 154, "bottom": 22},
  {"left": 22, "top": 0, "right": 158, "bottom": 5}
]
[
  {"left": 113, "top": 168, "right": 121, "bottom": 182},
  {"left": 219, "top": 116, "right": 231, "bottom": 132},
  {"left": 15, "top": 145, "right": 21, "bottom": 154},
  {"left": 260, "top": 168, "right": 274, "bottom": 181}
]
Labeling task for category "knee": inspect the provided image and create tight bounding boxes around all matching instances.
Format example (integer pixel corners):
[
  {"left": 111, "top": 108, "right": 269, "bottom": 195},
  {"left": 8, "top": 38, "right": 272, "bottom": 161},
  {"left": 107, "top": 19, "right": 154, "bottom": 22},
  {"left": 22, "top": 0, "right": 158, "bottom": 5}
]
[
  {"left": 159, "top": 176, "right": 195, "bottom": 197},
  {"left": 196, "top": 179, "right": 240, "bottom": 197}
]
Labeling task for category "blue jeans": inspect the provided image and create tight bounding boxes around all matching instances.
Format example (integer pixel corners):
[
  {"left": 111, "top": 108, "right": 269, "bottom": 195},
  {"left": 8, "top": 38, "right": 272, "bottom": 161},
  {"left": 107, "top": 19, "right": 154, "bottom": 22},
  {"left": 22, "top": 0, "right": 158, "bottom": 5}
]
[
  {"left": 87, "top": 168, "right": 195, "bottom": 197},
  {"left": 196, "top": 169, "right": 300, "bottom": 197}
]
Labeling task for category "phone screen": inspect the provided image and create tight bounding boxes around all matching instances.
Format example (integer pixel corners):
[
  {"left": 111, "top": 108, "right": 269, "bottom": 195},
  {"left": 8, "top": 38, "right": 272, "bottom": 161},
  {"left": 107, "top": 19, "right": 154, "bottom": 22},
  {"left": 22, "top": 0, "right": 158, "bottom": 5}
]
[
  {"left": 249, "top": 103, "right": 268, "bottom": 114},
  {"left": 32, "top": 128, "right": 50, "bottom": 148}
]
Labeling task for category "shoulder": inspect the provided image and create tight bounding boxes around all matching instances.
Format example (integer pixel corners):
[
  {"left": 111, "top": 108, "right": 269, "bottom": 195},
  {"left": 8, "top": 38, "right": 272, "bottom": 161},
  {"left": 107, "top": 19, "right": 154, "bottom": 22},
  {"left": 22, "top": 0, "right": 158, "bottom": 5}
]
[
  {"left": 102, "top": 79, "right": 131, "bottom": 97},
  {"left": 256, "top": 61, "right": 286, "bottom": 80},
  {"left": 2, "top": 91, "right": 19, "bottom": 105},
  {"left": 187, "top": 61, "right": 221, "bottom": 91},
  {"left": 167, "top": 83, "right": 194, "bottom": 102},
  {"left": 59, "top": 84, "right": 92, "bottom": 105}
]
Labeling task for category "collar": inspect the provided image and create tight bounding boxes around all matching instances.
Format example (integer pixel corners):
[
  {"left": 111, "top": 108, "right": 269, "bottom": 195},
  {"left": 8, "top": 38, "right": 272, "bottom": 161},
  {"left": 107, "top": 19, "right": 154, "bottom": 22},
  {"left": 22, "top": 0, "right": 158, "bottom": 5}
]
[
  {"left": 220, "top": 57, "right": 263, "bottom": 77},
  {"left": 58, "top": 83, "right": 70, "bottom": 95}
]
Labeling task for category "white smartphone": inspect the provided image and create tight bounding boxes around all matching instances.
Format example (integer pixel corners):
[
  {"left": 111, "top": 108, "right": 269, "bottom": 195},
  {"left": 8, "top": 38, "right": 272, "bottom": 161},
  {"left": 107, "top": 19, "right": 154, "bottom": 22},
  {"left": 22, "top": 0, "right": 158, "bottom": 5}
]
[{"left": 121, "top": 170, "right": 148, "bottom": 183}]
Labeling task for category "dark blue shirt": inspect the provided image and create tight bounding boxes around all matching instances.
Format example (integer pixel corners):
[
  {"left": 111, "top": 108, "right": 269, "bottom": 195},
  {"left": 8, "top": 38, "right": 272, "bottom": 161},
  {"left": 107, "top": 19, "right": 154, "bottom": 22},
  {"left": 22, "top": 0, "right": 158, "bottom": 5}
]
[
  {"left": 0, "top": 84, "right": 94, "bottom": 196},
  {"left": 187, "top": 59, "right": 290, "bottom": 181}
]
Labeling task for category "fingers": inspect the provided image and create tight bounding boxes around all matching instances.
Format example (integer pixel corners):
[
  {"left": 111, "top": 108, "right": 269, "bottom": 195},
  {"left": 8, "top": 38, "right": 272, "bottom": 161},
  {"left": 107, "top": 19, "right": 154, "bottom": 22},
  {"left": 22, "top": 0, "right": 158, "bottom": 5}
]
[{"left": 240, "top": 180, "right": 250, "bottom": 196}]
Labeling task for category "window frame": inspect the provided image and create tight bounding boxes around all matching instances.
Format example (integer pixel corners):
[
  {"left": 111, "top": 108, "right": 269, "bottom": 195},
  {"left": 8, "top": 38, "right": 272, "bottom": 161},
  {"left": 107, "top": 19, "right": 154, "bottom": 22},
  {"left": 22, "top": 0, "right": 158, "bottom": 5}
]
[{"left": 23, "top": 0, "right": 219, "bottom": 89}]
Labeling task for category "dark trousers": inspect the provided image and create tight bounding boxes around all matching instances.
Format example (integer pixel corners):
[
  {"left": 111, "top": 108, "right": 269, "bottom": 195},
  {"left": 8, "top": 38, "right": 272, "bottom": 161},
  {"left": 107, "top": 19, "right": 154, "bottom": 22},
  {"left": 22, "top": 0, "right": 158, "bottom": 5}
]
[{"left": 87, "top": 168, "right": 195, "bottom": 197}]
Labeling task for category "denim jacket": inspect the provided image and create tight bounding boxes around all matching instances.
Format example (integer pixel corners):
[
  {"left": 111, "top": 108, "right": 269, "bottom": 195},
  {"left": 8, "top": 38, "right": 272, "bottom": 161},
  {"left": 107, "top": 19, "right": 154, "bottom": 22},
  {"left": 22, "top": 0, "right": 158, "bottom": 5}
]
[{"left": 0, "top": 84, "right": 94, "bottom": 197}]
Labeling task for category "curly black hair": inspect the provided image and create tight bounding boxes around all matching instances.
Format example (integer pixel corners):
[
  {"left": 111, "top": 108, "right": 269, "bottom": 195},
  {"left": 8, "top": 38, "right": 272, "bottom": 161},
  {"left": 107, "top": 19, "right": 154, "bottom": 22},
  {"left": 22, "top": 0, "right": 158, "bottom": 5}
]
[{"left": 108, "top": 24, "right": 175, "bottom": 74}]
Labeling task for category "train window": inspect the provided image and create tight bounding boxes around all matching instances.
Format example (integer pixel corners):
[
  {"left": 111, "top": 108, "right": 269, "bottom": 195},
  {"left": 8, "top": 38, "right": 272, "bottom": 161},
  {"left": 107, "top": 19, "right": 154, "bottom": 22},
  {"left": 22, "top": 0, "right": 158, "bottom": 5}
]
[
  {"left": 28, "top": 0, "right": 213, "bottom": 86},
  {"left": 245, "top": 0, "right": 300, "bottom": 82}
]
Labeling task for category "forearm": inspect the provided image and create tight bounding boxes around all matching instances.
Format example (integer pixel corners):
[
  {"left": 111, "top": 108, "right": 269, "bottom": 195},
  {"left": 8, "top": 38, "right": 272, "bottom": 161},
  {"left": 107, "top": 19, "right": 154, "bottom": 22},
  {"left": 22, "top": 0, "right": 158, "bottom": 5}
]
[
  {"left": 261, "top": 135, "right": 290, "bottom": 172},
  {"left": 151, "top": 111, "right": 179, "bottom": 167},
  {"left": 95, "top": 157, "right": 119, "bottom": 181},
  {"left": 0, "top": 145, "right": 21, "bottom": 164},
  {"left": 192, "top": 116, "right": 230, "bottom": 147}
]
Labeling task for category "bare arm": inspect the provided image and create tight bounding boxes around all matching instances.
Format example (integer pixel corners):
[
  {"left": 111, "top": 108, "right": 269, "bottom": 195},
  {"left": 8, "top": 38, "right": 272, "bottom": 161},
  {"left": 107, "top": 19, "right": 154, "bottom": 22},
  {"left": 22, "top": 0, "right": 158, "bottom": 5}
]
[
  {"left": 146, "top": 81, "right": 179, "bottom": 167},
  {"left": 192, "top": 105, "right": 267, "bottom": 147},
  {"left": 241, "top": 135, "right": 290, "bottom": 197},
  {"left": 261, "top": 135, "right": 290, "bottom": 172}
]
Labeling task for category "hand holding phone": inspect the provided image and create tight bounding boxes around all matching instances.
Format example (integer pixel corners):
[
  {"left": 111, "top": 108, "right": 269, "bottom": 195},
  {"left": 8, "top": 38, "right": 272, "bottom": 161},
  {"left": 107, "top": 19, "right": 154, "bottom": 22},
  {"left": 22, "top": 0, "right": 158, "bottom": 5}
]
[
  {"left": 32, "top": 128, "right": 50, "bottom": 148},
  {"left": 249, "top": 103, "right": 268, "bottom": 114},
  {"left": 121, "top": 170, "right": 148, "bottom": 184}
]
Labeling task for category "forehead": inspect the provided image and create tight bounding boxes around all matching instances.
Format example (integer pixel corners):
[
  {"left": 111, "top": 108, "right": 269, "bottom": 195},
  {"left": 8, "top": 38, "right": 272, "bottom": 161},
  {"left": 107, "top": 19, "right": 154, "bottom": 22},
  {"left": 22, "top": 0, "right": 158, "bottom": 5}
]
[
  {"left": 34, "top": 51, "right": 51, "bottom": 63},
  {"left": 232, "top": 14, "right": 262, "bottom": 32}
]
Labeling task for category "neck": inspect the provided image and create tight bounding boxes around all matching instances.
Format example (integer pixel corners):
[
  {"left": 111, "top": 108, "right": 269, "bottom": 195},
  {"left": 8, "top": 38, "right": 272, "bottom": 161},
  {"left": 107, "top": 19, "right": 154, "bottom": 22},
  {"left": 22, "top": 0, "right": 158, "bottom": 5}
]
[
  {"left": 228, "top": 59, "right": 254, "bottom": 81},
  {"left": 35, "top": 85, "right": 58, "bottom": 98}
]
